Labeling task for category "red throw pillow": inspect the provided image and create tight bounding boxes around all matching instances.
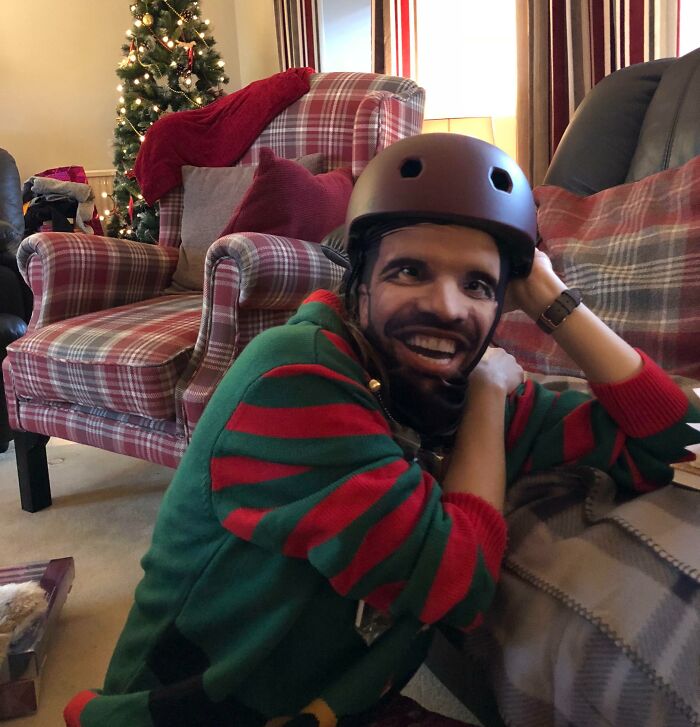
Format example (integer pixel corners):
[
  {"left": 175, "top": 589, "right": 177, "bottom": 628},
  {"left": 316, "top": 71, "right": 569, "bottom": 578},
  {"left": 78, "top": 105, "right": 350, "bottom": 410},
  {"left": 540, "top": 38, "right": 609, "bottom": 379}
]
[
  {"left": 219, "top": 147, "right": 353, "bottom": 242},
  {"left": 493, "top": 155, "right": 700, "bottom": 379}
]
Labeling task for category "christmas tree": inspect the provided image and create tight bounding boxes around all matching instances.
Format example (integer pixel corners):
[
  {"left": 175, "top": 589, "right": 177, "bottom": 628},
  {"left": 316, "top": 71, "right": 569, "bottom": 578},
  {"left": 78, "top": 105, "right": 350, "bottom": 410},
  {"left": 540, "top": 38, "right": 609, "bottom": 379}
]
[{"left": 107, "top": 0, "right": 229, "bottom": 242}]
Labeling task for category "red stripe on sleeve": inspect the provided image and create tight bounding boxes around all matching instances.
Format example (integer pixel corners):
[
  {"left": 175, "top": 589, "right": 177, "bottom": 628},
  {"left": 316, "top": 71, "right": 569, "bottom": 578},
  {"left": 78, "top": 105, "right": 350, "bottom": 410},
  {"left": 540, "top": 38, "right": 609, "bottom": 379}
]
[
  {"left": 363, "top": 581, "right": 406, "bottom": 613},
  {"left": 562, "top": 401, "right": 596, "bottom": 462},
  {"left": 64, "top": 690, "right": 99, "bottom": 727},
  {"left": 416, "top": 494, "right": 506, "bottom": 624},
  {"left": 440, "top": 493, "right": 507, "bottom": 579},
  {"left": 622, "top": 449, "right": 657, "bottom": 494},
  {"left": 506, "top": 380, "right": 536, "bottom": 450},
  {"left": 211, "top": 456, "right": 311, "bottom": 491},
  {"left": 223, "top": 507, "right": 271, "bottom": 540},
  {"left": 227, "top": 402, "right": 389, "bottom": 439},
  {"left": 608, "top": 429, "right": 626, "bottom": 467},
  {"left": 321, "top": 329, "right": 359, "bottom": 361},
  {"left": 330, "top": 471, "right": 436, "bottom": 595},
  {"left": 419, "top": 503, "right": 478, "bottom": 623},
  {"left": 283, "top": 459, "right": 410, "bottom": 558}
]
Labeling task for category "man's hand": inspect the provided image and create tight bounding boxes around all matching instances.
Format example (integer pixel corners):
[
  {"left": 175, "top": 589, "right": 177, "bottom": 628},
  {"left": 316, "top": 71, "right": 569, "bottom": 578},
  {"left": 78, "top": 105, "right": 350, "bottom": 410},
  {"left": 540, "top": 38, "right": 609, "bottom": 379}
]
[{"left": 469, "top": 346, "right": 525, "bottom": 395}]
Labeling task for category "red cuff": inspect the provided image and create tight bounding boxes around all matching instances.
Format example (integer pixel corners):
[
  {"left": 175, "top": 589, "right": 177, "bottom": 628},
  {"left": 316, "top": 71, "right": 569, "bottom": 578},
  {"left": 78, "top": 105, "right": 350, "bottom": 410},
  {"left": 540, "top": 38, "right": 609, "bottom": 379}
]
[
  {"left": 441, "top": 491, "right": 507, "bottom": 569},
  {"left": 590, "top": 350, "right": 690, "bottom": 438},
  {"left": 64, "top": 690, "right": 98, "bottom": 727}
]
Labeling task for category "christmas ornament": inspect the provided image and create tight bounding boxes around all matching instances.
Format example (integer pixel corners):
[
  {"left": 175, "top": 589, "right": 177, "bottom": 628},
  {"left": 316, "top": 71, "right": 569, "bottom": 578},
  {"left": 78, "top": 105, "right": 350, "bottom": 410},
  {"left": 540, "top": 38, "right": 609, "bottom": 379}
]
[
  {"left": 142, "top": 12, "right": 154, "bottom": 25},
  {"left": 177, "top": 40, "right": 197, "bottom": 70}
]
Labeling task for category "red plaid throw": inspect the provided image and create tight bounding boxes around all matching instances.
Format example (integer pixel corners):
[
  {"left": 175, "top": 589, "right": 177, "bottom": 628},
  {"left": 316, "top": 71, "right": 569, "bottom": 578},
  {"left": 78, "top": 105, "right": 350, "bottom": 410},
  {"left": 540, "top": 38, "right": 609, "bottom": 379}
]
[{"left": 494, "top": 155, "right": 700, "bottom": 379}]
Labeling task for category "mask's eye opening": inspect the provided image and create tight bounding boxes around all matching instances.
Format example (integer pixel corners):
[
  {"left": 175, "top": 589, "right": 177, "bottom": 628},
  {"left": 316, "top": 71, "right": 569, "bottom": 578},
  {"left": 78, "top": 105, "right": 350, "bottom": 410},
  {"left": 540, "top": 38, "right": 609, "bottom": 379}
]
[
  {"left": 400, "top": 158, "right": 423, "bottom": 178},
  {"left": 490, "top": 167, "right": 513, "bottom": 193}
]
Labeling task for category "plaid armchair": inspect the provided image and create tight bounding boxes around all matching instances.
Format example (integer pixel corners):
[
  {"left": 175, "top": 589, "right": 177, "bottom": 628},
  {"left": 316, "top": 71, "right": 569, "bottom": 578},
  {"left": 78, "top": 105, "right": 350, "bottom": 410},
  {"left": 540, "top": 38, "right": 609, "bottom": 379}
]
[{"left": 3, "top": 72, "right": 425, "bottom": 511}]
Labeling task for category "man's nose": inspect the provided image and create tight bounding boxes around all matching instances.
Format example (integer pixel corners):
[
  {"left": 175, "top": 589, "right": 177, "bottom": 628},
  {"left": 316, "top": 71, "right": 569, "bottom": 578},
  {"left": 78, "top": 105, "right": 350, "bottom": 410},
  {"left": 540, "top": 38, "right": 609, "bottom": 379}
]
[{"left": 421, "top": 278, "right": 465, "bottom": 322}]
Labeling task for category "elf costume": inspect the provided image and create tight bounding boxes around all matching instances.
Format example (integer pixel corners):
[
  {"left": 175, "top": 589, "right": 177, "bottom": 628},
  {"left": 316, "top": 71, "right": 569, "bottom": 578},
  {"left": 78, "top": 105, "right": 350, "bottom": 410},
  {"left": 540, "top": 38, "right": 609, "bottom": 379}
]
[{"left": 65, "top": 289, "right": 698, "bottom": 727}]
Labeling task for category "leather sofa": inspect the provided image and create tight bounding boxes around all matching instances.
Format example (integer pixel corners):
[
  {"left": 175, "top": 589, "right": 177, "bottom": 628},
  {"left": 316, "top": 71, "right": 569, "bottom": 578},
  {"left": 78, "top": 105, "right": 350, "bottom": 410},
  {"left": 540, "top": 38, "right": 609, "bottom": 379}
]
[
  {"left": 544, "top": 46, "right": 700, "bottom": 193},
  {"left": 0, "top": 149, "right": 31, "bottom": 453}
]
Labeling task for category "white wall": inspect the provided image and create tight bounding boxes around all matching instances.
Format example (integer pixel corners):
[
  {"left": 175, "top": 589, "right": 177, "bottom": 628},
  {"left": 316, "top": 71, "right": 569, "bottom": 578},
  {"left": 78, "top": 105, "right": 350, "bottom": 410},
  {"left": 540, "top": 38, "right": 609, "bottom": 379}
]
[
  {"left": 232, "top": 1, "right": 279, "bottom": 85},
  {"left": 0, "top": 1, "right": 277, "bottom": 183}
]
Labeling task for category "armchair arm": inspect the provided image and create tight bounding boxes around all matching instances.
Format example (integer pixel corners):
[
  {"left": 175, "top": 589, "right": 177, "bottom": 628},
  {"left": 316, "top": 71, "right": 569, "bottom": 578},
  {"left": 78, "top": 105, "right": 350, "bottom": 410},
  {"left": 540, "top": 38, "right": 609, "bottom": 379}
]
[
  {"left": 18, "top": 231, "right": 179, "bottom": 330},
  {"left": 178, "top": 232, "right": 345, "bottom": 435}
]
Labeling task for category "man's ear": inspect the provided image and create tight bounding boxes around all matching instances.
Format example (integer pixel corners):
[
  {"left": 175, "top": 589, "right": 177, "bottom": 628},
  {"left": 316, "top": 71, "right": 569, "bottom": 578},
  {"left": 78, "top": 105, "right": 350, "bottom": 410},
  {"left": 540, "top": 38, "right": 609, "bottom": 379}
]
[{"left": 358, "top": 284, "right": 369, "bottom": 329}]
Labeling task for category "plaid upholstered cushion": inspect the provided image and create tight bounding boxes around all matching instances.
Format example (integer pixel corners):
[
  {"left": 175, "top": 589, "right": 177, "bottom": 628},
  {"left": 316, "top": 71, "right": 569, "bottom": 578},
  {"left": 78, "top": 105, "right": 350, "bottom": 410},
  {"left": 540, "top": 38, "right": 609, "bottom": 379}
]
[
  {"left": 494, "top": 155, "right": 700, "bottom": 378},
  {"left": 239, "top": 72, "right": 424, "bottom": 177},
  {"left": 7, "top": 294, "right": 201, "bottom": 420}
]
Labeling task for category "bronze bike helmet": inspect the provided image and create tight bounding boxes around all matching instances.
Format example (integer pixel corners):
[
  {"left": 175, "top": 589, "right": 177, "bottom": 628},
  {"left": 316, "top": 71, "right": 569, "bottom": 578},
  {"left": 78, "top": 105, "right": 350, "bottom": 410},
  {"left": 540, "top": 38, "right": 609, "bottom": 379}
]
[{"left": 345, "top": 132, "right": 537, "bottom": 278}]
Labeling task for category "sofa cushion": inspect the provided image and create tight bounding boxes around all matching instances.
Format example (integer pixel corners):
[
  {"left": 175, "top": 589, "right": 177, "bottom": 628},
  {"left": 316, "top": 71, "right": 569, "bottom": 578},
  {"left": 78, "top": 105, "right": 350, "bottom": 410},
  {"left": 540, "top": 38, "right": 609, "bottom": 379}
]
[
  {"left": 219, "top": 147, "right": 353, "bottom": 242},
  {"left": 170, "top": 152, "right": 326, "bottom": 291},
  {"left": 493, "top": 154, "right": 700, "bottom": 379},
  {"left": 7, "top": 294, "right": 201, "bottom": 420}
]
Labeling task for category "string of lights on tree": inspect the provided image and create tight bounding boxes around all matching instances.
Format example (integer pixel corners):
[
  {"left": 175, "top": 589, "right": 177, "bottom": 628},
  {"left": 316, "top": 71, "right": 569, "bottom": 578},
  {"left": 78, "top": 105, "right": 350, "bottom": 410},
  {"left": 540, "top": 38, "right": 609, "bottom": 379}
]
[{"left": 106, "top": 0, "right": 229, "bottom": 242}]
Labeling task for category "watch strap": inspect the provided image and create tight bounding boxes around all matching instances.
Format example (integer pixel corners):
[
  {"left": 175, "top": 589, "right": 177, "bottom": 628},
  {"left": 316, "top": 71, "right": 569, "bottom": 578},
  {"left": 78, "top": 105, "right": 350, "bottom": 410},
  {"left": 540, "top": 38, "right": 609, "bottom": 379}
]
[{"left": 536, "top": 288, "right": 583, "bottom": 334}]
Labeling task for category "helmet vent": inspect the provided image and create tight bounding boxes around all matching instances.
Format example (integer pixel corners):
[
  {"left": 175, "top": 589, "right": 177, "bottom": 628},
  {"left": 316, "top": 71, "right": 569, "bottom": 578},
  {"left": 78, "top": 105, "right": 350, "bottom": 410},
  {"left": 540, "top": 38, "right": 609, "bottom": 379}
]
[
  {"left": 400, "top": 158, "right": 423, "bottom": 178},
  {"left": 490, "top": 167, "right": 513, "bottom": 193}
]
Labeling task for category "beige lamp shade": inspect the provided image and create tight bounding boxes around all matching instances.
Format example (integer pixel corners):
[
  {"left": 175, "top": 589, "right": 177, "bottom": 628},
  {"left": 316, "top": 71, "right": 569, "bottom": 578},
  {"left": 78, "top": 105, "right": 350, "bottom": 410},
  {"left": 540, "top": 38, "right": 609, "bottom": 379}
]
[{"left": 422, "top": 117, "right": 495, "bottom": 144}]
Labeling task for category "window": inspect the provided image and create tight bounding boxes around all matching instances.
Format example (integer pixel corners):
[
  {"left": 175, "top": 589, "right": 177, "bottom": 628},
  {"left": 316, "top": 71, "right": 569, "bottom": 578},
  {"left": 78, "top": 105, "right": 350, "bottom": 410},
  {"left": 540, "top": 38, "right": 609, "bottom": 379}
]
[
  {"left": 318, "top": 0, "right": 372, "bottom": 71},
  {"left": 679, "top": 0, "right": 700, "bottom": 55},
  {"left": 415, "top": 0, "right": 517, "bottom": 157}
]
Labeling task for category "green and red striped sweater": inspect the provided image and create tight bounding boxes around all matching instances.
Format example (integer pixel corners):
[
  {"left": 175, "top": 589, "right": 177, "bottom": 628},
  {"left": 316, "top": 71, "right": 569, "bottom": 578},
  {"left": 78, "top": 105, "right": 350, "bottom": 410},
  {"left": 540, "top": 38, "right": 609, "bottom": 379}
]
[{"left": 65, "top": 290, "right": 699, "bottom": 727}]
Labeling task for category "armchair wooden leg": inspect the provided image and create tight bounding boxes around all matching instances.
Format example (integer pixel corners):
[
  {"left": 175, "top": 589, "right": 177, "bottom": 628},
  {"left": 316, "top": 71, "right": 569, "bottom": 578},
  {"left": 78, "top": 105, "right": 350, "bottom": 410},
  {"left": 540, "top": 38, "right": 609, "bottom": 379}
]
[{"left": 14, "top": 432, "right": 52, "bottom": 512}]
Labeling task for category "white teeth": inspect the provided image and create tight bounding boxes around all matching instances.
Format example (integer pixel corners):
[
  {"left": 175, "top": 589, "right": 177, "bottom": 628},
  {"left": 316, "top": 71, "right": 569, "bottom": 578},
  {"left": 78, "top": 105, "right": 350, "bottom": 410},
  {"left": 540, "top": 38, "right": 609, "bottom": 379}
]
[{"left": 406, "top": 334, "right": 456, "bottom": 354}]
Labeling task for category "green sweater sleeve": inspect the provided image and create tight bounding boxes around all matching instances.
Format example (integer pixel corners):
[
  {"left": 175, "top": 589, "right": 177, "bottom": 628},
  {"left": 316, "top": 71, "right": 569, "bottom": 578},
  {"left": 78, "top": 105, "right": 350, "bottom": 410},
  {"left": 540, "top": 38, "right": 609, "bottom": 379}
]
[
  {"left": 504, "top": 350, "right": 699, "bottom": 491},
  {"left": 209, "top": 323, "right": 506, "bottom": 631}
]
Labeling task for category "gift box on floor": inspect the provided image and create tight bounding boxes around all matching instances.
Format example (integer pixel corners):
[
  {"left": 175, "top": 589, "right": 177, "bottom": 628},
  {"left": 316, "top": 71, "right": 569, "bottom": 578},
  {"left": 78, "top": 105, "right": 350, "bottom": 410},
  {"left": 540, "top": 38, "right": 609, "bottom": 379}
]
[
  {"left": 0, "top": 676, "right": 42, "bottom": 721},
  {"left": 0, "top": 557, "right": 75, "bottom": 720}
]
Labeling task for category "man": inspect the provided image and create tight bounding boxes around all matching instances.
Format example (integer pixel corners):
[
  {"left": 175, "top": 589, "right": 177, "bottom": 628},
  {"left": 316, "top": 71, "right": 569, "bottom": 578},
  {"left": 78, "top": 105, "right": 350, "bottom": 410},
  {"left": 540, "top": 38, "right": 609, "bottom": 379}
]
[{"left": 65, "top": 134, "right": 699, "bottom": 727}]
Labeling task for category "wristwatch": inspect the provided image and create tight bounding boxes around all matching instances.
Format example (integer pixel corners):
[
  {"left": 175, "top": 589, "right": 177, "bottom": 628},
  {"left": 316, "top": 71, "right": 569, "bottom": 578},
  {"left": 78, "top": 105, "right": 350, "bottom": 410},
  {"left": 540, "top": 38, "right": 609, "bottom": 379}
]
[{"left": 536, "top": 288, "right": 583, "bottom": 334}]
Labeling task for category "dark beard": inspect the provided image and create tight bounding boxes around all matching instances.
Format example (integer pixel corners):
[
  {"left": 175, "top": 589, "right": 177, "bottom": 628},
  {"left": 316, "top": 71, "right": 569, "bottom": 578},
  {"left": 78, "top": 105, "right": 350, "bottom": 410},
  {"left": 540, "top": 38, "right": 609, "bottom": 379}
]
[
  {"left": 361, "top": 322, "right": 467, "bottom": 445},
  {"left": 388, "top": 371, "right": 466, "bottom": 446}
]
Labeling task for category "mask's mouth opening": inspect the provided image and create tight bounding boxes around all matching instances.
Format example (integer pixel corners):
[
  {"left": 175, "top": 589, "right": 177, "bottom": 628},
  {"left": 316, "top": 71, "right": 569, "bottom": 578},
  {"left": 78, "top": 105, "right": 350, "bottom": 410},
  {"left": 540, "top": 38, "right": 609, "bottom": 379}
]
[
  {"left": 390, "top": 330, "right": 473, "bottom": 381},
  {"left": 402, "top": 337, "right": 459, "bottom": 360},
  {"left": 393, "top": 328, "right": 473, "bottom": 357}
]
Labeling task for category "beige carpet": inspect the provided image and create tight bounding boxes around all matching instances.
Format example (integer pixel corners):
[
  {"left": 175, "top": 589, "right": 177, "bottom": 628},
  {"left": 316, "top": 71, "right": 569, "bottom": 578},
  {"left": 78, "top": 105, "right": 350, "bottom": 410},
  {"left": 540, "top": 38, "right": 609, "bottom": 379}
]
[{"left": 0, "top": 438, "right": 479, "bottom": 725}]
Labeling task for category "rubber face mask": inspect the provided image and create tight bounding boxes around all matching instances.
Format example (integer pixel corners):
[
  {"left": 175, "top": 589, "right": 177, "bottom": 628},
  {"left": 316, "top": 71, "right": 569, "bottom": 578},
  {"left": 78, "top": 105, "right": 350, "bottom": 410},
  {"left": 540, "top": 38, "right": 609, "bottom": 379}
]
[{"left": 358, "top": 224, "right": 510, "bottom": 442}]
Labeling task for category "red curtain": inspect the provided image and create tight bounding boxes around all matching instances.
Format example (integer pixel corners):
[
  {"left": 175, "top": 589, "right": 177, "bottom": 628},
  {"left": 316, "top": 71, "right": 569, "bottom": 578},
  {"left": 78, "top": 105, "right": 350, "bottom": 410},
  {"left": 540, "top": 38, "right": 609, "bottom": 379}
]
[
  {"left": 371, "top": 0, "right": 417, "bottom": 78},
  {"left": 517, "top": 0, "right": 680, "bottom": 185},
  {"left": 274, "top": 0, "right": 321, "bottom": 71}
]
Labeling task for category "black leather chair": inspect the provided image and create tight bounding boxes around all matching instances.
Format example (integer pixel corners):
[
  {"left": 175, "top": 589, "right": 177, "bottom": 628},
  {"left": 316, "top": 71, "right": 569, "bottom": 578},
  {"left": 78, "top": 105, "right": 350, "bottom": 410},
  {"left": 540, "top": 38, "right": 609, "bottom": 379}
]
[
  {"left": 544, "top": 46, "right": 700, "bottom": 194},
  {"left": 426, "top": 46, "right": 700, "bottom": 727},
  {"left": 0, "top": 148, "right": 31, "bottom": 453}
]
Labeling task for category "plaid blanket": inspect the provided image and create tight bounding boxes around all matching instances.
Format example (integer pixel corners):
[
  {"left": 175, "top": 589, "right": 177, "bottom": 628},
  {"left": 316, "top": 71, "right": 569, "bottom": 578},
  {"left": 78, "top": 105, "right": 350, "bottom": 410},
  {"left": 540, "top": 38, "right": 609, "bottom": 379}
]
[
  {"left": 479, "top": 466, "right": 700, "bottom": 727},
  {"left": 493, "top": 155, "right": 700, "bottom": 380}
]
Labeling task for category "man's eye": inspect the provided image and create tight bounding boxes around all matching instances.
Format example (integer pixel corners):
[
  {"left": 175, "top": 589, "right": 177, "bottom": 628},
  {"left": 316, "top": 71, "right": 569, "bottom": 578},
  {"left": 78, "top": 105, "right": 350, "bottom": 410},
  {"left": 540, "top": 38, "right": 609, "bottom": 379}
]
[
  {"left": 395, "top": 266, "right": 420, "bottom": 280},
  {"left": 465, "top": 279, "right": 495, "bottom": 299}
]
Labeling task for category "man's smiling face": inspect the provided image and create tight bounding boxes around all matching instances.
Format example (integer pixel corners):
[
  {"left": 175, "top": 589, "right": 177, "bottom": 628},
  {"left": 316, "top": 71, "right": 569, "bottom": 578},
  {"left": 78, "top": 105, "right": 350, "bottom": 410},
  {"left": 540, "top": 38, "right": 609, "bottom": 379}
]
[{"left": 358, "top": 223, "right": 501, "bottom": 395}]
